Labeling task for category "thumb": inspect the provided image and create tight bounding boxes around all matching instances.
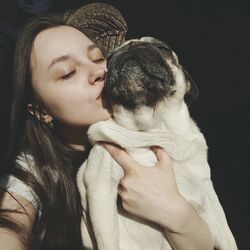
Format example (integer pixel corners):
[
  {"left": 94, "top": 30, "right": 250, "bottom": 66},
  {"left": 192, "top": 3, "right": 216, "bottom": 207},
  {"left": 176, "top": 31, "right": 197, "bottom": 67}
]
[
  {"left": 151, "top": 146, "right": 173, "bottom": 171},
  {"left": 102, "top": 142, "right": 139, "bottom": 174}
]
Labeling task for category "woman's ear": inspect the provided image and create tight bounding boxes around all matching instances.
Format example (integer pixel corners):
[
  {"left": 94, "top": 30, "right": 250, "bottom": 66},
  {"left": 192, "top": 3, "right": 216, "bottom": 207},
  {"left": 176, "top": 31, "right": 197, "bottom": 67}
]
[{"left": 27, "top": 103, "right": 53, "bottom": 124}]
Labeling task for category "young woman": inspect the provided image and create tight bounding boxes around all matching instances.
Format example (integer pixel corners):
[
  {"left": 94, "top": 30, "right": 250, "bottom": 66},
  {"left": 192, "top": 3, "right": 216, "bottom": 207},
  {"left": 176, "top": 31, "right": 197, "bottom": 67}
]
[{"left": 0, "top": 3, "right": 233, "bottom": 250}]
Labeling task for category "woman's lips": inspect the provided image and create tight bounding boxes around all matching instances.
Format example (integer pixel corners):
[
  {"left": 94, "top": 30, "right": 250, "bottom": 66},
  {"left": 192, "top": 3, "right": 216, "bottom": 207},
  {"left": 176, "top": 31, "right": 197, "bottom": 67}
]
[
  {"left": 96, "top": 92, "right": 102, "bottom": 100},
  {"left": 96, "top": 87, "right": 104, "bottom": 100}
]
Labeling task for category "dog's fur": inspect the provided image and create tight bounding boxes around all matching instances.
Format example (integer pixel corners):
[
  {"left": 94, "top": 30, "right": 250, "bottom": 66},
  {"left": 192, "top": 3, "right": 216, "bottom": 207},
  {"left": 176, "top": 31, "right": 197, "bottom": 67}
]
[{"left": 77, "top": 37, "right": 237, "bottom": 250}]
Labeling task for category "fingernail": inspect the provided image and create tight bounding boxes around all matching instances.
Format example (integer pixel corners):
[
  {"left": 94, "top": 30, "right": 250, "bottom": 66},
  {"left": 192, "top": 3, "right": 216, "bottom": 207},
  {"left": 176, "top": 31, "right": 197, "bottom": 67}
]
[
  {"left": 101, "top": 142, "right": 115, "bottom": 149},
  {"left": 151, "top": 145, "right": 160, "bottom": 150},
  {"left": 101, "top": 142, "right": 109, "bottom": 148}
]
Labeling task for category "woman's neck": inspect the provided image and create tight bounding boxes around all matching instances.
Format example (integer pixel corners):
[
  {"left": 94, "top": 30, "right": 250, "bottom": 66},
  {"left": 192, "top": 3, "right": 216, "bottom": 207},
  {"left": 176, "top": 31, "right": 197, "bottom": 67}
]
[{"left": 54, "top": 123, "right": 91, "bottom": 152}]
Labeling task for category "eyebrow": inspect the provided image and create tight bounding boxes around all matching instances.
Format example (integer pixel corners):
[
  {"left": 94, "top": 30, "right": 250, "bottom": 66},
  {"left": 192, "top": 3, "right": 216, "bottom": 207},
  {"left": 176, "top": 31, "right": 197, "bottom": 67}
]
[
  {"left": 48, "top": 44, "right": 101, "bottom": 70},
  {"left": 48, "top": 55, "right": 70, "bottom": 70}
]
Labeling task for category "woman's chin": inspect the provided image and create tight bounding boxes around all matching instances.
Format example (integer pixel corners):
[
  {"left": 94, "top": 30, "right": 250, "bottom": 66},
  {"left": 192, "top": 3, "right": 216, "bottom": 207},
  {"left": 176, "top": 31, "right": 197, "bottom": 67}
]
[
  {"left": 102, "top": 110, "right": 112, "bottom": 121},
  {"left": 93, "top": 108, "right": 112, "bottom": 124}
]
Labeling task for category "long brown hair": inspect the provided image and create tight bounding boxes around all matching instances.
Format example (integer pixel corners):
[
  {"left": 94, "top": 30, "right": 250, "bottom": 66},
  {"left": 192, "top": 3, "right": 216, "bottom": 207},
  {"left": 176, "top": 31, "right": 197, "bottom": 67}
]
[{"left": 1, "top": 14, "right": 88, "bottom": 250}]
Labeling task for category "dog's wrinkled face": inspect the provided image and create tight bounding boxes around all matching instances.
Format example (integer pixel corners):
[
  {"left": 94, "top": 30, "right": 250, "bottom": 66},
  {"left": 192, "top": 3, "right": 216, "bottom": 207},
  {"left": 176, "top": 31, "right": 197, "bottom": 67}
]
[
  {"left": 105, "top": 37, "right": 199, "bottom": 130},
  {"left": 105, "top": 37, "right": 178, "bottom": 110}
]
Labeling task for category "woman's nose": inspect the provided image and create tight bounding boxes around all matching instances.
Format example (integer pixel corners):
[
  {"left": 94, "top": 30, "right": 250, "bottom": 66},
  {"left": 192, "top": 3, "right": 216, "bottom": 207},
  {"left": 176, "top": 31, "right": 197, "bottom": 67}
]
[{"left": 89, "top": 66, "right": 107, "bottom": 85}]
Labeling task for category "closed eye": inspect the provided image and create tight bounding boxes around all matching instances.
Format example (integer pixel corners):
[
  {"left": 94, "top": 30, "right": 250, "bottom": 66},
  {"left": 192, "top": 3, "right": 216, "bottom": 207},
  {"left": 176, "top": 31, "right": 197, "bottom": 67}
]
[
  {"left": 90, "top": 47, "right": 105, "bottom": 63},
  {"left": 93, "top": 58, "right": 105, "bottom": 63},
  {"left": 61, "top": 70, "right": 76, "bottom": 80}
]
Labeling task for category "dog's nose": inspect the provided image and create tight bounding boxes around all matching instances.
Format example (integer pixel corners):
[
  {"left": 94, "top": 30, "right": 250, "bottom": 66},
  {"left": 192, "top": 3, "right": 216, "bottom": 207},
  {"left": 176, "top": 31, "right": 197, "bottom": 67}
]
[
  {"left": 123, "top": 39, "right": 143, "bottom": 50},
  {"left": 107, "top": 40, "right": 144, "bottom": 65},
  {"left": 127, "top": 41, "right": 141, "bottom": 48},
  {"left": 123, "top": 39, "right": 139, "bottom": 46}
]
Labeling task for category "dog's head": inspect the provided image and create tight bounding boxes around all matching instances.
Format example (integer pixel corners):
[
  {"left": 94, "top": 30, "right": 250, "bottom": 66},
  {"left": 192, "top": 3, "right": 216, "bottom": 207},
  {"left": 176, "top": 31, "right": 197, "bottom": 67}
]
[{"left": 104, "top": 37, "right": 199, "bottom": 130}]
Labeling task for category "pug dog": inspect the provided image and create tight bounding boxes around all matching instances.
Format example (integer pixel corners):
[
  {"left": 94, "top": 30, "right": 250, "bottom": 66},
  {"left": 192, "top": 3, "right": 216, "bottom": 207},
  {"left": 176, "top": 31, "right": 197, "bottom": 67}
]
[{"left": 77, "top": 37, "right": 237, "bottom": 250}]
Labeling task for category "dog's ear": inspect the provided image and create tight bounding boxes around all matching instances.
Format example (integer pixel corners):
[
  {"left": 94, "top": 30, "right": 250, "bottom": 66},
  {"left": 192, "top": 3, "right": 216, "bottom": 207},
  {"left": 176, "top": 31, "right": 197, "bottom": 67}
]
[{"left": 182, "top": 67, "right": 199, "bottom": 105}]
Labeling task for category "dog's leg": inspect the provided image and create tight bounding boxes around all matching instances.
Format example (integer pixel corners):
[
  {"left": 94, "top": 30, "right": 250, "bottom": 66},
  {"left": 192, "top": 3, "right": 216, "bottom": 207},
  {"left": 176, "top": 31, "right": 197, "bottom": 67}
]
[
  {"left": 200, "top": 180, "right": 238, "bottom": 250},
  {"left": 77, "top": 161, "right": 98, "bottom": 249},
  {"left": 85, "top": 144, "right": 124, "bottom": 250},
  {"left": 88, "top": 119, "right": 206, "bottom": 161}
]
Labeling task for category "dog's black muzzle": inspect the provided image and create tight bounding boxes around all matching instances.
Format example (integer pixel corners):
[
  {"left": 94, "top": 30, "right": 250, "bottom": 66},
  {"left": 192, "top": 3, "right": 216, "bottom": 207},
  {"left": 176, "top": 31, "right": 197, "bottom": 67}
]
[{"left": 105, "top": 41, "right": 175, "bottom": 110}]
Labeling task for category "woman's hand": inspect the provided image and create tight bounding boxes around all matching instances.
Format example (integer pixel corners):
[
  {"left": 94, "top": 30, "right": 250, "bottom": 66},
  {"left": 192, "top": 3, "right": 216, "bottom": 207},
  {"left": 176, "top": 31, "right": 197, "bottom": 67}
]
[
  {"left": 102, "top": 143, "right": 192, "bottom": 233},
  {"left": 102, "top": 143, "right": 214, "bottom": 249}
]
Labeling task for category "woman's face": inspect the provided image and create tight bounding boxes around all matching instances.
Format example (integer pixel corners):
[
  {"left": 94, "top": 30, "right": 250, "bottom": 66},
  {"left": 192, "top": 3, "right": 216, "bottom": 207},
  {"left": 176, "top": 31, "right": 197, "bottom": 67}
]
[{"left": 30, "top": 25, "right": 111, "bottom": 127}]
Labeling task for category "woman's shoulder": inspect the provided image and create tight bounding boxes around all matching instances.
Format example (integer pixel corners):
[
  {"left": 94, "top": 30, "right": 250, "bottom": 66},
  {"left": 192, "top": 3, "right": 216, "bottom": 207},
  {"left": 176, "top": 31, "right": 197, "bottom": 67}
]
[
  {"left": 0, "top": 152, "right": 40, "bottom": 211},
  {"left": 16, "top": 152, "right": 36, "bottom": 173}
]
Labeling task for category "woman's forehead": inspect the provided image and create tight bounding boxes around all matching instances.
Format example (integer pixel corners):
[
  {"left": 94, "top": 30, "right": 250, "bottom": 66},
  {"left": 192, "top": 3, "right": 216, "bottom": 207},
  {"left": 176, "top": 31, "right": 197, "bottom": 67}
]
[{"left": 31, "top": 25, "right": 93, "bottom": 69}]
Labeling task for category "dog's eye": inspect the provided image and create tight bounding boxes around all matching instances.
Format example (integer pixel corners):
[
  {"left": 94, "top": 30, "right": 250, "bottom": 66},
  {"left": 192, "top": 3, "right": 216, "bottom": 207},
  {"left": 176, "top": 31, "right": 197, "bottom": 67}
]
[{"left": 157, "top": 45, "right": 171, "bottom": 53}]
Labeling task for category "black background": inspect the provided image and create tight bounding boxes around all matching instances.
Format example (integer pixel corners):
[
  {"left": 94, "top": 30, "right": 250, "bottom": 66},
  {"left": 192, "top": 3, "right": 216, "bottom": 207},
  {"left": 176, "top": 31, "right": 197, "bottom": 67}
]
[{"left": 0, "top": 0, "right": 249, "bottom": 249}]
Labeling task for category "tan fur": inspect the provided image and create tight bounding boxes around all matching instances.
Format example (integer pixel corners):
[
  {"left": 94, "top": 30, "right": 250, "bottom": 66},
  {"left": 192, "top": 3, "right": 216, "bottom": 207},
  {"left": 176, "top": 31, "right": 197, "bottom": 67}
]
[{"left": 77, "top": 38, "right": 238, "bottom": 250}]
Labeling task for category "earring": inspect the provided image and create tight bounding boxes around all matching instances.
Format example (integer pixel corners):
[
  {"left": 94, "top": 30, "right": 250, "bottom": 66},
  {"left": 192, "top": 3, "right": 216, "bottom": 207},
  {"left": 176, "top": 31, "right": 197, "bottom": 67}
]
[
  {"left": 47, "top": 119, "right": 54, "bottom": 129},
  {"left": 44, "top": 115, "right": 53, "bottom": 129}
]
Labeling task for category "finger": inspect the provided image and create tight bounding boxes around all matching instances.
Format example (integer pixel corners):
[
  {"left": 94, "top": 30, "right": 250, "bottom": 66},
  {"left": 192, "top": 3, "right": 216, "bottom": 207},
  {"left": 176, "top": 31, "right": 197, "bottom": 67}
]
[
  {"left": 151, "top": 146, "right": 173, "bottom": 170},
  {"left": 102, "top": 142, "right": 140, "bottom": 174},
  {"left": 118, "top": 183, "right": 125, "bottom": 196}
]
